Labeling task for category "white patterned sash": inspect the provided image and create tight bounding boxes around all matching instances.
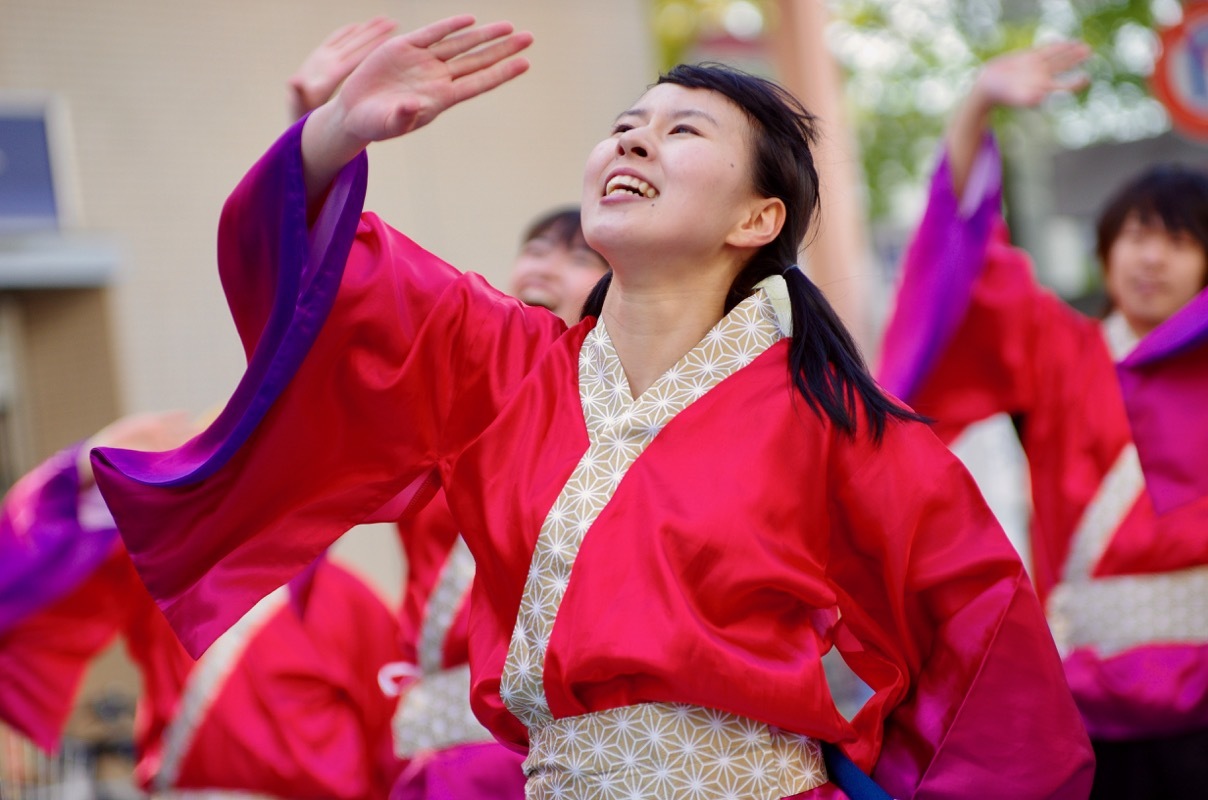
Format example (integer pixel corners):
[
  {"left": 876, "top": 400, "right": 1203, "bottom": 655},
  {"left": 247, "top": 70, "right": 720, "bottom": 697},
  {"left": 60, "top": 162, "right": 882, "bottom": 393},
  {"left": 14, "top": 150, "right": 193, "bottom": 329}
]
[
  {"left": 417, "top": 536, "right": 475, "bottom": 674},
  {"left": 1046, "top": 440, "right": 1208, "bottom": 656},
  {"left": 523, "top": 703, "right": 827, "bottom": 800},
  {"left": 392, "top": 663, "right": 493, "bottom": 756}
]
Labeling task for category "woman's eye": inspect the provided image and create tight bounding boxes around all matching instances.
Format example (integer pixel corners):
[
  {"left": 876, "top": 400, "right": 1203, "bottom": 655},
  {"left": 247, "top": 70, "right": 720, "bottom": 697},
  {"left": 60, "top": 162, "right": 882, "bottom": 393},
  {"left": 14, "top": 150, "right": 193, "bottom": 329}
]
[
  {"left": 611, "top": 123, "right": 633, "bottom": 135},
  {"left": 670, "top": 124, "right": 699, "bottom": 135}
]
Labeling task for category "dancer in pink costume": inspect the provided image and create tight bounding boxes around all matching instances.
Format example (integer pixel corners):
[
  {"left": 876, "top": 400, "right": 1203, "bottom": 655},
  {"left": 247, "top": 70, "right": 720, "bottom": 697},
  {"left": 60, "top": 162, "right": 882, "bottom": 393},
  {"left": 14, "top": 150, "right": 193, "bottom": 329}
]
[
  {"left": 880, "top": 42, "right": 1208, "bottom": 799},
  {"left": 0, "top": 411, "right": 402, "bottom": 798}
]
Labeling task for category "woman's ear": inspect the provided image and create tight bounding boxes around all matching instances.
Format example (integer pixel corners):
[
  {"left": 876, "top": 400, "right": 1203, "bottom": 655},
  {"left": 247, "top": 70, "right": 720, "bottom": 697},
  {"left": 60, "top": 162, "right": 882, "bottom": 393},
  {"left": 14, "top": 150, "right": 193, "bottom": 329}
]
[{"left": 727, "top": 197, "right": 786, "bottom": 250}]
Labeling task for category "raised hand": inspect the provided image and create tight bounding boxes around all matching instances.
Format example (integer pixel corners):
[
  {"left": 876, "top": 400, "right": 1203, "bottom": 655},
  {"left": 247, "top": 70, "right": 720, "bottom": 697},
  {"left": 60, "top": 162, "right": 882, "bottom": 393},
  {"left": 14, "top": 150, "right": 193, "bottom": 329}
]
[
  {"left": 972, "top": 41, "right": 1091, "bottom": 111},
  {"left": 288, "top": 17, "right": 400, "bottom": 120},
  {"left": 947, "top": 41, "right": 1090, "bottom": 197},
  {"left": 302, "top": 15, "right": 533, "bottom": 197}
]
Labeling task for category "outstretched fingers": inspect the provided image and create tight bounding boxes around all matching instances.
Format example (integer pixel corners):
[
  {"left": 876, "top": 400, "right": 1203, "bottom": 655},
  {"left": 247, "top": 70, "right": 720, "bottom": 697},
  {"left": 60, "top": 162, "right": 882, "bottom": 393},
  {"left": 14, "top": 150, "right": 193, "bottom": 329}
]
[
  {"left": 428, "top": 20, "right": 518, "bottom": 62},
  {"left": 447, "top": 30, "right": 534, "bottom": 81},
  {"left": 339, "top": 17, "right": 398, "bottom": 55},
  {"left": 448, "top": 48, "right": 533, "bottom": 106},
  {"left": 1041, "top": 41, "right": 1092, "bottom": 95},
  {"left": 1039, "top": 40, "right": 1092, "bottom": 69},
  {"left": 403, "top": 14, "right": 478, "bottom": 49}
]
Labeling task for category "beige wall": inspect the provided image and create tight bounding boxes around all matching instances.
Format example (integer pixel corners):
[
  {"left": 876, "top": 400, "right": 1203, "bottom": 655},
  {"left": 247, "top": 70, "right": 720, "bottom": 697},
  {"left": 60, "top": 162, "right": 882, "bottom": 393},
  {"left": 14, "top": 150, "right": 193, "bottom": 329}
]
[{"left": 0, "top": 0, "right": 653, "bottom": 418}]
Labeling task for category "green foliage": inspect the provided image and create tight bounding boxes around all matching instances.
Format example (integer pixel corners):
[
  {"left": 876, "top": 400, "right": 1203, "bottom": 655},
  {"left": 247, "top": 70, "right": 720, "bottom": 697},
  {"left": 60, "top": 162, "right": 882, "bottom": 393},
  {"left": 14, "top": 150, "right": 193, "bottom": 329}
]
[
  {"left": 645, "top": 0, "right": 1172, "bottom": 221},
  {"left": 828, "top": 0, "right": 1171, "bottom": 221}
]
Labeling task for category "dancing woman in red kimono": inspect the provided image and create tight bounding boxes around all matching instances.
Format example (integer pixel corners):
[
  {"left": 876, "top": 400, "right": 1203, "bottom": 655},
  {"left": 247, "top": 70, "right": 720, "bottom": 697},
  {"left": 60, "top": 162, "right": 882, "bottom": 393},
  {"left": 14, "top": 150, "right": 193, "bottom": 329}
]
[
  {"left": 93, "top": 15, "right": 1094, "bottom": 799},
  {"left": 879, "top": 43, "right": 1208, "bottom": 799}
]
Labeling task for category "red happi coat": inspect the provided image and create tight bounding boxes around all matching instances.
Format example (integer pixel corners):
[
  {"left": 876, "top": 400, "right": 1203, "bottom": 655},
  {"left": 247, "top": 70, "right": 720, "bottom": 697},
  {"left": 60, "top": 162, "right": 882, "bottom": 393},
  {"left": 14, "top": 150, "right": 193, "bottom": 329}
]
[
  {"left": 388, "top": 492, "right": 525, "bottom": 800},
  {"left": 879, "top": 137, "right": 1208, "bottom": 741},
  {"left": 0, "top": 445, "right": 401, "bottom": 798}
]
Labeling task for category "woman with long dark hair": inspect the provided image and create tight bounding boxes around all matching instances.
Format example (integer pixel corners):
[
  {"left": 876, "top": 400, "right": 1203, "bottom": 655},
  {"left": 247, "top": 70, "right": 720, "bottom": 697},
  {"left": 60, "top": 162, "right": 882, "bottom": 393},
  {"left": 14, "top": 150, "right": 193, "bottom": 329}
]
[{"left": 94, "top": 16, "right": 1093, "bottom": 799}]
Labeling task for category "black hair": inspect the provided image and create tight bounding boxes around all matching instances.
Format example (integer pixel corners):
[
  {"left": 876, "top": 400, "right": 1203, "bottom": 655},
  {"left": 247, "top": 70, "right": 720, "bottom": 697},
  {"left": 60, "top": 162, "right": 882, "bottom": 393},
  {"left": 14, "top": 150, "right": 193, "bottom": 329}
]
[
  {"left": 581, "top": 62, "right": 920, "bottom": 442},
  {"left": 523, "top": 207, "right": 591, "bottom": 250},
  {"left": 1096, "top": 164, "right": 1208, "bottom": 292}
]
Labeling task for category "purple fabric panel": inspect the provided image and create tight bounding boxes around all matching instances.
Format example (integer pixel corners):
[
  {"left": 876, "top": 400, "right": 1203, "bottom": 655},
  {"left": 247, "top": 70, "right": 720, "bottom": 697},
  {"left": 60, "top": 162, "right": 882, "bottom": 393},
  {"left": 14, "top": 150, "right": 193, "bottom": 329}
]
[
  {"left": 1065, "top": 642, "right": 1208, "bottom": 740},
  {"left": 91, "top": 116, "right": 367, "bottom": 491},
  {"left": 877, "top": 135, "right": 1002, "bottom": 403},
  {"left": 389, "top": 741, "right": 526, "bottom": 800},
  {"left": 1117, "top": 288, "right": 1208, "bottom": 515},
  {"left": 0, "top": 443, "right": 118, "bottom": 635}
]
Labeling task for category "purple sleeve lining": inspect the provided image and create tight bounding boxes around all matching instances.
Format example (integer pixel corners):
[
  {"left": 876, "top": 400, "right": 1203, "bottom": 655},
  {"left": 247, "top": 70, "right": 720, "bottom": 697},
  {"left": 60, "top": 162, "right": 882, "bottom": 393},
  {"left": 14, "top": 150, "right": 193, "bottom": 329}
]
[
  {"left": 877, "top": 134, "right": 1002, "bottom": 403},
  {"left": 1120, "top": 287, "right": 1208, "bottom": 367},
  {"left": 0, "top": 443, "right": 119, "bottom": 635},
  {"left": 1117, "top": 287, "right": 1208, "bottom": 514},
  {"left": 92, "top": 118, "right": 368, "bottom": 489}
]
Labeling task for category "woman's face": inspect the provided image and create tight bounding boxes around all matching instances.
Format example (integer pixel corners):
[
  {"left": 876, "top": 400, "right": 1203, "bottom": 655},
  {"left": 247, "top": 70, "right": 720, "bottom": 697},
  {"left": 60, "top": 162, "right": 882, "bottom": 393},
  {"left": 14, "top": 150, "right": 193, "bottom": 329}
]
[
  {"left": 1106, "top": 213, "right": 1207, "bottom": 337},
  {"left": 580, "top": 83, "right": 762, "bottom": 272},
  {"left": 509, "top": 232, "right": 609, "bottom": 326}
]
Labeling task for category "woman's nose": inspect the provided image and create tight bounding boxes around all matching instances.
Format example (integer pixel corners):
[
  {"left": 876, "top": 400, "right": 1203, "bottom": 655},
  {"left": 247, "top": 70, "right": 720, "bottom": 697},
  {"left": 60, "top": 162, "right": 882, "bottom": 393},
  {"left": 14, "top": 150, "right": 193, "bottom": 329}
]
[{"left": 616, "top": 128, "right": 650, "bottom": 158}]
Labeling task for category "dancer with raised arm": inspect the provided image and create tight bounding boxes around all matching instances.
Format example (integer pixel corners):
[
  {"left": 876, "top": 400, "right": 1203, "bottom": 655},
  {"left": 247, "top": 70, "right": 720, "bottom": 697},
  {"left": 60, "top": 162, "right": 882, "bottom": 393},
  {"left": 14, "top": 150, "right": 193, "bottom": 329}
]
[
  {"left": 880, "top": 42, "right": 1208, "bottom": 799},
  {"left": 95, "top": 16, "right": 1094, "bottom": 799}
]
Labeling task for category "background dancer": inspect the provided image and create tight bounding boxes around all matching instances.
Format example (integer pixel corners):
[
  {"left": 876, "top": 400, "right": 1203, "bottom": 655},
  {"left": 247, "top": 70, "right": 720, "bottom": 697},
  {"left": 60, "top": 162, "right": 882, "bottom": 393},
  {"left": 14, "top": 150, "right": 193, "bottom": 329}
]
[
  {"left": 879, "top": 41, "right": 1208, "bottom": 800},
  {"left": 388, "top": 208, "right": 607, "bottom": 800}
]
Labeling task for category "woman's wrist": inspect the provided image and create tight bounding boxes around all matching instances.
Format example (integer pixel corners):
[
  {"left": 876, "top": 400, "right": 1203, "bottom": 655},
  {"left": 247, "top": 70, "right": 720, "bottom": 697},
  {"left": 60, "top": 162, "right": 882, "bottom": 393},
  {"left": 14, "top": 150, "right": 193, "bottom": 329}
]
[{"left": 301, "top": 102, "right": 371, "bottom": 202}]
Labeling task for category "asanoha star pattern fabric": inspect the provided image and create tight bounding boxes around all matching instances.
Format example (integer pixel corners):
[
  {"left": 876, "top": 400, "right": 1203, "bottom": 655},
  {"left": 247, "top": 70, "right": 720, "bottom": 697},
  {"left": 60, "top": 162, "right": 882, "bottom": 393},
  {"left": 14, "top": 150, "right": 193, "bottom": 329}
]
[
  {"left": 418, "top": 536, "right": 475, "bottom": 675},
  {"left": 524, "top": 703, "right": 826, "bottom": 800},
  {"left": 499, "top": 288, "right": 825, "bottom": 797},
  {"left": 393, "top": 663, "right": 493, "bottom": 756}
]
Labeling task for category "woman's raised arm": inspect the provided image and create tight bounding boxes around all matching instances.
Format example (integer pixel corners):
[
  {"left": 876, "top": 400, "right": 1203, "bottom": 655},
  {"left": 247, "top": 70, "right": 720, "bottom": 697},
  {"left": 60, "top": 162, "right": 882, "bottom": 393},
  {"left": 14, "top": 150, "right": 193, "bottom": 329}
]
[
  {"left": 946, "top": 41, "right": 1089, "bottom": 198},
  {"left": 301, "top": 14, "right": 532, "bottom": 201}
]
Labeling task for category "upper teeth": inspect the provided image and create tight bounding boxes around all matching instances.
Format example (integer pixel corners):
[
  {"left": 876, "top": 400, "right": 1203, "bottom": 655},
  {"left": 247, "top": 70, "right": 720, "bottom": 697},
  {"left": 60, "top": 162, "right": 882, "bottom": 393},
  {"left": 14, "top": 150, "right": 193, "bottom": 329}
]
[{"left": 606, "top": 175, "right": 658, "bottom": 199}]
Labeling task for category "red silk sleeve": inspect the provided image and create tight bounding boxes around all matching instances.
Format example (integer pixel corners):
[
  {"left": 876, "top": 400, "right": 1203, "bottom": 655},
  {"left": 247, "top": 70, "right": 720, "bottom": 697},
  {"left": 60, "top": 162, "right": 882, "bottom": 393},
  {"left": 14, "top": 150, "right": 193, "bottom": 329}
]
[
  {"left": 94, "top": 120, "right": 565, "bottom": 658},
  {"left": 907, "top": 224, "right": 1082, "bottom": 443},
  {"left": 827, "top": 422, "right": 1094, "bottom": 798},
  {"left": 0, "top": 547, "right": 141, "bottom": 751}
]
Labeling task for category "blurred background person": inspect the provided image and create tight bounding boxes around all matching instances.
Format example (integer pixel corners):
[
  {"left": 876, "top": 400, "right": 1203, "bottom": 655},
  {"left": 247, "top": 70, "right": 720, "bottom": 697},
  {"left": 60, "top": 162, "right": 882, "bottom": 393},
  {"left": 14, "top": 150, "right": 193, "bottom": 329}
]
[
  {"left": 879, "top": 41, "right": 1208, "bottom": 800},
  {"left": 387, "top": 206, "right": 607, "bottom": 800}
]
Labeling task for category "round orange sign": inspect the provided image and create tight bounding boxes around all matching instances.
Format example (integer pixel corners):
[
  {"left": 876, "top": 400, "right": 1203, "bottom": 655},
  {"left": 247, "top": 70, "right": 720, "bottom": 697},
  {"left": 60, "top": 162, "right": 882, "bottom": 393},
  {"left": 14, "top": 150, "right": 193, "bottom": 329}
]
[{"left": 1152, "top": 3, "right": 1208, "bottom": 139}]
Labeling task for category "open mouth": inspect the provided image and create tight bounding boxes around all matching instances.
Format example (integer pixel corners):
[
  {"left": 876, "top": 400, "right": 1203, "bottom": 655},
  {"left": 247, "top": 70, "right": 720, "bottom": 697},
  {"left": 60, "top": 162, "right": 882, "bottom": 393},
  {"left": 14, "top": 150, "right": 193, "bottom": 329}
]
[{"left": 604, "top": 174, "right": 659, "bottom": 199}]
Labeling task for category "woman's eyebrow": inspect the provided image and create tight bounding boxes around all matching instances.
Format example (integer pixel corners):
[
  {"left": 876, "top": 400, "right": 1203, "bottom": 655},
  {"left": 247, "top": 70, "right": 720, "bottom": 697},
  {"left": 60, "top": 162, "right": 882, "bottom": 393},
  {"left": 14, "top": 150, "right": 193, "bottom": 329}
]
[{"left": 613, "top": 108, "right": 720, "bottom": 126}]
